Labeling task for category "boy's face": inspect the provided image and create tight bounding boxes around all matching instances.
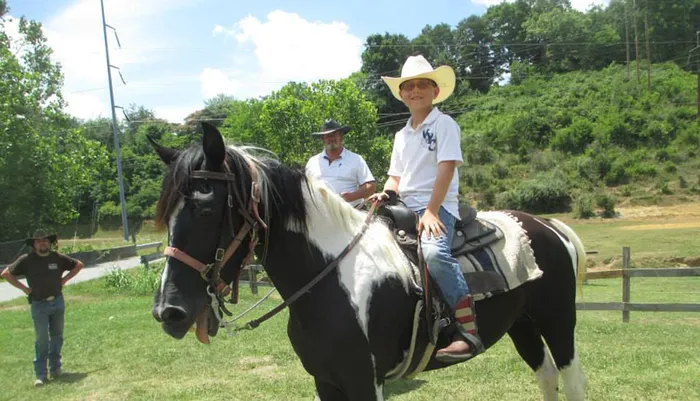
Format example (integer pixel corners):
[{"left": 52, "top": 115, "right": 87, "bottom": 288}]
[{"left": 399, "top": 79, "right": 439, "bottom": 111}]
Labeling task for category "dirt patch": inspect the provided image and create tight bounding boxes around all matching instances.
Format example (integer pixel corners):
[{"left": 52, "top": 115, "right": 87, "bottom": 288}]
[
  {"left": 616, "top": 204, "right": 700, "bottom": 220},
  {"left": 237, "top": 355, "right": 274, "bottom": 366},
  {"left": 620, "top": 222, "right": 700, "bottom": 231},
  {"left": 0, "top": 304, "right": 28, "bottom": 312},
  {"left": 249, "top": 364, "right": 279, "bottom": 378}
]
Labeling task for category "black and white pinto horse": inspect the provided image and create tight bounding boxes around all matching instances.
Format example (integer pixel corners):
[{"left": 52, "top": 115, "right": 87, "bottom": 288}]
[{"left": 151, "top": 123, "right": 587, "bottom": 401}]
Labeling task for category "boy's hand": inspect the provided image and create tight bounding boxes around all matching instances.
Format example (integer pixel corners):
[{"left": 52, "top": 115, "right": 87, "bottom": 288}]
[
  {"left": 419, "top": 209, "right": 446, "bottom": 239},
  {"left": 368, "top": 192, "right": 390, "bottom": 203}
]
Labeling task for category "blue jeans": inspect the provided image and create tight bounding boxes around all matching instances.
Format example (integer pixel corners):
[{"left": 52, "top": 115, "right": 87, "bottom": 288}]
[
  {"left": 417, "top": 207, "right": 470, "bottom": 309},
  {"left": 30, "top": 294, "right": 65, "bottom": 379}
]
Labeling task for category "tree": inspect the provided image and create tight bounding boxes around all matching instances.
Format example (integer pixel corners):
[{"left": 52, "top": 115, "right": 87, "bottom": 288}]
[
  {"left": 0, "top": 3, "right": 109, "bottom": 240},
  {"left": 220, "top": 78, "right": 392, "bottom": 181},
  {"left": 454, "top": 16, "right": 499, "bottom": 93},
  {"left": 360, "top": 33, "right": 413, "bottom": 118}
]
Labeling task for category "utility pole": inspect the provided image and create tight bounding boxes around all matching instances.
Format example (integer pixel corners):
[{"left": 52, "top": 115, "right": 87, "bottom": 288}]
[
  {"left": 100, "top": 0, "right": 129, "bottom": 242},
  {"left": 696, "top": 32, "right": 700, "bottom": 122},
  {"left": 644, "top": 11, "right": 651, "bottom": 90},
  {"left": 691, "top": 31, "right": 700, "bottom": 122},
  {"left": 624, "top": 4, "right": 631, "bottom": 79},
  {"left": 633, "top": 0, "right": 640, "bottom": 83}
]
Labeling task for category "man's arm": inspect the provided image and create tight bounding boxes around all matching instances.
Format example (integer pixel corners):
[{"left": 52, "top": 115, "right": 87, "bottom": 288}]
[
  {"left": 1, "top": 266, "right": 31, "bottom": 295},
  {"left": 61, "top": 260, "right": 84, "bottom": 286},
  {"left": 341, "top": 181, "right": 376, "bottom": 202}
]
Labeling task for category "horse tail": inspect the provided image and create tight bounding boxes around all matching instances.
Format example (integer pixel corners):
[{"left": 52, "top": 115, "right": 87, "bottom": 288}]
[{"left": 548, "top": 218, "right": 587, "bottom": 297}]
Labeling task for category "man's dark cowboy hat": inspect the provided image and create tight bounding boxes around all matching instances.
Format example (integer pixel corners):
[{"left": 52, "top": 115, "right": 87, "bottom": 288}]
[
  {"left": 311, "top": 119, "right": 352, "bottom": 136},
  {"left": 25, "top": 228, "right": 57, "bottom": 246}
]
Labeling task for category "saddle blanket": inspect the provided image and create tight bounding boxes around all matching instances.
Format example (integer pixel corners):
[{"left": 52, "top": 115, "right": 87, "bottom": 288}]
[{"left": 457, "top": 211, "right": 542, "bottom": 300}]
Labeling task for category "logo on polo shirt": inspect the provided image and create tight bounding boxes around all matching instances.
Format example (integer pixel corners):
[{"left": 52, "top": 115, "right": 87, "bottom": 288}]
[
  {"left": 48, "top": 263, "right": 58, "bottom": 270},
  {"left": 421, "top": 128, "right": 436, "bottom": 151}
]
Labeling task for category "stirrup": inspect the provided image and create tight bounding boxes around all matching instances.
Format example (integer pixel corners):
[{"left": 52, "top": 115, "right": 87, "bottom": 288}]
[{"left": 435, "top": 331, "right": 485, "bottom": 363}]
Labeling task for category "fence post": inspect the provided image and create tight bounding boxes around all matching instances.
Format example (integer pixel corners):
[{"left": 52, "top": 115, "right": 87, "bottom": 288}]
[
  {"left": 622, "top": 247, "right": 631, "bottom": 322},
  {"left": 248, "top": 265, "right": 258, "bottom": 295}
]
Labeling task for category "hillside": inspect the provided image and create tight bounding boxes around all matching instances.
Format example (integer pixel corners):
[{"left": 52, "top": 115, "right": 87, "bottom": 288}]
[{"left": 454, "top": 62, "right": 700, "bottom": 216}]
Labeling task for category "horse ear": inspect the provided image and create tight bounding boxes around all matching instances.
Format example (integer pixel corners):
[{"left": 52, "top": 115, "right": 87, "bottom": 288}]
[
  {"left": 202, "top": 122, "right": 225, "bottom": 170},
  {"left": 147, "top": 135, "right": 179, "bottom": 165}
]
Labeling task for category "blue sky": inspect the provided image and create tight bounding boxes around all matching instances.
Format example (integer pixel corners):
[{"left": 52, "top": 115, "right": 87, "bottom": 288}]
[{"left": 7, "top": 0, "right": 608, "bottom": 123}]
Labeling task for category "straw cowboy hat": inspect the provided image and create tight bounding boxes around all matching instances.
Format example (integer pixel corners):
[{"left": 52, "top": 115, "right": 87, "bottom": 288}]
[
  {"left": 311, "top": 119, "right": 352, "bottom": 136},
  {"left": 25, "top": 228, "right": 57, "bottom": 246},
  {"left": 381, "top": 54, "right": 456, "bottom": 104}
]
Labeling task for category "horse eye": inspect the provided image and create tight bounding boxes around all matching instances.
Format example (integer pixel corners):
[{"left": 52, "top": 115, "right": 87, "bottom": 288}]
[{"left": 197, "top": 182, "right": 213, "bottom": 194}]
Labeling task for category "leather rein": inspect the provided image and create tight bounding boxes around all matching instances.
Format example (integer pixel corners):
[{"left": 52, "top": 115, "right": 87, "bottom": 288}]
[{"left": 161, "top": 160, "right": 379, "bottom": 332}]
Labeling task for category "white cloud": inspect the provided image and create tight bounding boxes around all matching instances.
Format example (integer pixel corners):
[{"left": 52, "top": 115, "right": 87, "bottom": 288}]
[
  {"left": 154, "top": 105, "right": 201, "bottom": 124},
  {"left": 4, "top": 14, "right": 22, "bottom": 53},
  {"left": 206, "top": 10, "right": 363, "bottom": 100},
  {"left": 471, "top": 0, "right": 610, "bottom": 11},
  {"left": 63, "top": 92, "right": 107, "bottom": 120},
  {"left": 42, "top": 0, "right": 197, "bottom": 120}
]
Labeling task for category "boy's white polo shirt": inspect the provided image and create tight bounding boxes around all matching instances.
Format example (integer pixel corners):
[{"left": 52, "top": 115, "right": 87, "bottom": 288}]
[
  {"left": 305, "top": 147, "right": 376, "bottom": 207},
  {"left": 388, "top": 107, "right": 463, "bottom": 218}
]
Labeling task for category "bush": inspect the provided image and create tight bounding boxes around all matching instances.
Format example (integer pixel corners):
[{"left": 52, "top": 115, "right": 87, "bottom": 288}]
[
  {"left": 659, "top": 180, "right": 672, "bottom": 195},
  {"left": 620, "top": 185, "right": 633, "bottom": 197},
  {"left": 663, "top": 161, "right": 677, "bottom": 173},
  {"left": 551, "top": 119, "right": 594, "bottom": 154},
  {"left": 573, "top": 195, "right": 595, "bottom": 219},
  {"left": 596, "top": 194, "right": 617, "bottom": 218},
  {"left": 496, "top": 176, "right": 571, "bottom": 214},
  {"left": 104, "top": 265, "right": 162, "bottom": 295}
]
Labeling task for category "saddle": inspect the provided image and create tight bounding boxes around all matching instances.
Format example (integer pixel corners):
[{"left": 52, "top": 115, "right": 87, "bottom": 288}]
[
  {"left": 376, "top": 192, "right": 505, "bottom": 378},
  {"left": 375, "top": 191, "right": 502, "bottom": 269}
]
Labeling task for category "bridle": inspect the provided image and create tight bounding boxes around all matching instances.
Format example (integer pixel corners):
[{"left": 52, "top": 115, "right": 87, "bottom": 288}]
[
  {"left": 163, "top": 160, "right": 266, "bottom": 308},
  {"left": 161, "top": 157, "right": 380, "bottom": 333}
]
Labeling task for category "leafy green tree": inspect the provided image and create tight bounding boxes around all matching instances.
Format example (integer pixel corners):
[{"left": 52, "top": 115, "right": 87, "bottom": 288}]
[{"left": 0, "top": 3, "right": 109, "bottom": 240}]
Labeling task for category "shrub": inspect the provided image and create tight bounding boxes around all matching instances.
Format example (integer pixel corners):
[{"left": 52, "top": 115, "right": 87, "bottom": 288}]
[
  {"left": 659, "top": 180, "right": 672, "bottom": 195},
  {"left": 596, "top": 194, "right": 617, "bottom": 218},
  {"left": 573, "top": 195, "right": 595, "bottom": 219},
  {"left": 104, "top": 265, "right": 162, "bottom": 295},
  {"left": 496, "top": 176, "right": 570, "bottom": 214},
  {"left": 551, "top": 119, "right": 594, "bottom": 154}
]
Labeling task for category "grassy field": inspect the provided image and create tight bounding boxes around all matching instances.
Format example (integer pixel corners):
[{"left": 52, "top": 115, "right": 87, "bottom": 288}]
[
  {"left": 550, "top": 203, "right": 700, "bottom": 269},
  {"left": 1, "top": 270, "right": 698, "bottom": 401}
]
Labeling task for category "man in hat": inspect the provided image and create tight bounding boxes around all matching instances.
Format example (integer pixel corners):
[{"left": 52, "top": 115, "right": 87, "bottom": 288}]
[
  {"left": 370, "top": 54, "right": 484, "bottom": 362},
  {"left": 305, "top": 119, "right": 376, "bottom": 208},
  {"left": 1, "top": 228, "right": 84, "bottom": 386}
]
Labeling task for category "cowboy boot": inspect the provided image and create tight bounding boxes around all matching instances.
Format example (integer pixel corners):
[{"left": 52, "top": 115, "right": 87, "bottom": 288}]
[{"left": 436, "top": 294, "right": 485, "bottom": 363}]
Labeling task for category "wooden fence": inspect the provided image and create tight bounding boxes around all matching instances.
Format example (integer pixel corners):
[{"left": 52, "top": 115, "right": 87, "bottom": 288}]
[{"left": 576, "top": 246, "right": 700, "bottom": 322}]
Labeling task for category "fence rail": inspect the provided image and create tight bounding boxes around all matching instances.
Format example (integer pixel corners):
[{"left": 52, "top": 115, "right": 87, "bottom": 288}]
[{"left": 576, "top": 247, "right": 700, "bottom": 322}]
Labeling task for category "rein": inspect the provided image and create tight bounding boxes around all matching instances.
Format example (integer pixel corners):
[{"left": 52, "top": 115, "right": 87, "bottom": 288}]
[{"left": 233, "top": 200, "right": 380, "bottom": 332}]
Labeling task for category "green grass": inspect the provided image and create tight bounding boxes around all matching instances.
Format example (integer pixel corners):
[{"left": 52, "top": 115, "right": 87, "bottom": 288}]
[{"left": 1, "top": 272, "right": 698, "bottom": 400}]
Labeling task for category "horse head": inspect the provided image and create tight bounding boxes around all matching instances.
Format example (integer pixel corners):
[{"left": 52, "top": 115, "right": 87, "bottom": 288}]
[{"left": 150, "top": 123, "right": 260, "bottom": 344}]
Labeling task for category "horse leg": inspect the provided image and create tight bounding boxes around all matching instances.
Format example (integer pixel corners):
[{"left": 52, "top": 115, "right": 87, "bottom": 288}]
[
  {"left": 314, "top": 379, "right": 348, "bottom": 401},
  {"left": 314, "top": 377, "right": 383, "bottom": 401},
  {"left": 537, "top": 317, "right": 586, "bottom": 401},
  {"left": 508, "top": 317, "right": 559, "bottom": 401}
]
